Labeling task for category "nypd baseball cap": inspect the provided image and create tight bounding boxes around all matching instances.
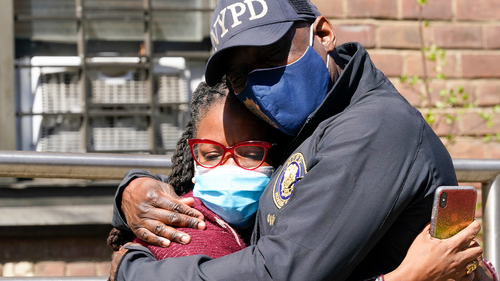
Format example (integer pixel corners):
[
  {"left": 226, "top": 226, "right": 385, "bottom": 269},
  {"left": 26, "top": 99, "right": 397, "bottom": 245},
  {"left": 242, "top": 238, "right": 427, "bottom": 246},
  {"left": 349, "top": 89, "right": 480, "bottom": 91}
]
[{"left": 205, "top": 0, "right": 321, "bottom": 86}]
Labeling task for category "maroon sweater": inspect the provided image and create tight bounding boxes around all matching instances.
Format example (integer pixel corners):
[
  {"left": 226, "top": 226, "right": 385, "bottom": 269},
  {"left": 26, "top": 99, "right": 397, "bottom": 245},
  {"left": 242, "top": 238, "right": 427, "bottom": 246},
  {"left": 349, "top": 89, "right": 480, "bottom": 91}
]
[{"left": 133, "top": 192, "right": 246, "bottom": 259}]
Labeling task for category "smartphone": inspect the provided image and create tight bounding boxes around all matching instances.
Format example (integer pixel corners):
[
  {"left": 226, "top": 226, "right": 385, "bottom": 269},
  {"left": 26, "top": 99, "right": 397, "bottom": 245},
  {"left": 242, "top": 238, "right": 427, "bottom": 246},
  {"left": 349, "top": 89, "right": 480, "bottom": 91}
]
[{"left": 430, "top": 186, "right": 477, "bottom": 239}]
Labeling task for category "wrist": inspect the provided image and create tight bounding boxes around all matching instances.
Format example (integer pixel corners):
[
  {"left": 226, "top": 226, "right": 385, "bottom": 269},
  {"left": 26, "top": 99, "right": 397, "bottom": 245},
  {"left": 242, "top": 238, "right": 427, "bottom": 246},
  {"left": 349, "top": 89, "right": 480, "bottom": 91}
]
[
  {"left": 364, "top": 275, "right": 384, "bottom": 281},
  {"left": 384, "top": 264, "right": 418, "bottom": 281},
  {"left": 483, "top": 259, "right": 499, "bottom": 281}
]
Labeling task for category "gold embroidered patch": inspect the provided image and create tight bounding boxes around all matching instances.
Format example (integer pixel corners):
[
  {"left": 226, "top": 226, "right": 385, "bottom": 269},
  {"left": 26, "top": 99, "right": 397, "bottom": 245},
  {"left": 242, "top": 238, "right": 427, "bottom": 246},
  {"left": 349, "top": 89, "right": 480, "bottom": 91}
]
[
  {"left": 267, "top": 214, "right": 276, "bottom": 226},
  {"left": 273, "top": 153, "right": 307, "bottom": 209}
]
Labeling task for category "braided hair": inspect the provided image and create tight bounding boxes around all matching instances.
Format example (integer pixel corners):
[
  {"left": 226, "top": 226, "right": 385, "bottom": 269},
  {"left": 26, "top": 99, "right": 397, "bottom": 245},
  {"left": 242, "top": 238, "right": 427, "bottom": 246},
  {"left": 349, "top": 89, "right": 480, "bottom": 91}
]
[
  {"left": 107, "top": 80, "right": 229, "bottom": 251},
  {"left": 167, "top": 78, "right": 230, "bottom": 195}
]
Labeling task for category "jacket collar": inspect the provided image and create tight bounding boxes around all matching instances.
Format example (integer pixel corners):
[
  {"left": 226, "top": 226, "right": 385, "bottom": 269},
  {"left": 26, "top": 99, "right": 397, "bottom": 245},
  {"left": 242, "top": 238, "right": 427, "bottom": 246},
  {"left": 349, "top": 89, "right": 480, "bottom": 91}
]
[{"left": 282, "top": 42, "right": 386, "bottom": 158}]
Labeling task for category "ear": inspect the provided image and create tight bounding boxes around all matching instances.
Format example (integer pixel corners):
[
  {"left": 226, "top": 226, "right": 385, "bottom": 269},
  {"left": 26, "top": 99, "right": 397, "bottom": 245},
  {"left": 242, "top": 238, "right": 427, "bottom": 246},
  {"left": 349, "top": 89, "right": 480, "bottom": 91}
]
[{"left": 312, "top": 16, "right": 337, "bottom": 53}]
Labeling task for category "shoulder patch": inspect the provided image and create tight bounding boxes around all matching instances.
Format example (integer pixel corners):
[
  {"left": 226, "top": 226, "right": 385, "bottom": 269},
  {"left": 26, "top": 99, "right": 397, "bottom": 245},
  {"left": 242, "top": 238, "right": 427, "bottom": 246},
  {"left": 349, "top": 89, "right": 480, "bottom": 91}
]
[{"left": 273, "top": 152, "right": 307, "bottom": 209}]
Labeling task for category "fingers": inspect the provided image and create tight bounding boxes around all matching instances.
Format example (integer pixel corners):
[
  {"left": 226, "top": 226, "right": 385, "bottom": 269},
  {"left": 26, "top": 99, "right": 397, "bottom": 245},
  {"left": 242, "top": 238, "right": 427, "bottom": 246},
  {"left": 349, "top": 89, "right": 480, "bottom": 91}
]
[
  {"left": 148, "top": 195, "right": 205, "bottom": 224},
  {"left": 449, "top": 220, "right": 481, "bottom": 249},
  {"left": 461, "top": 241, "right": 483, "bottom": 263},
  {"left": 473, "top": 258, "right": 495, "bottom": 281},
  {"left": 126, "top": 203, "right": 206, "bottom": 245},
  {"left": 133, "top": 222, "right": 194, "bottom": 246},
  {"left": 461, "top": 271, "right": 475, "bottom": 281},
  {"left": 179, "top": 197, "right": 195, "bottom": 207},
  {"left": 121, "top": 177, "right": 208, "bottom": 246},
  {"left": 147, "top": 205, "right": 206, "bottom": 230},
  {"left": 128, "top": 210, "right": 205, "bottom": 246},
  {"left": 419, "top": 223, "right": 432, "bottom": 238},
  {"left": 135, "top": 226, "right": 171, "bottom": 247},
  {"left": 451, "top": 243, "right": 482, "bottom": 281}
]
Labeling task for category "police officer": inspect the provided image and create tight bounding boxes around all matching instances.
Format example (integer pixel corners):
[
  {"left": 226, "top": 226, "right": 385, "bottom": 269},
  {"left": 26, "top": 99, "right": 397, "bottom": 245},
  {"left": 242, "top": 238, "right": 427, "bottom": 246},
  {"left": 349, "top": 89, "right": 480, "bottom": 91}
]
[{"left": 110, "top": 0, "right": 490, "bottom": 280}]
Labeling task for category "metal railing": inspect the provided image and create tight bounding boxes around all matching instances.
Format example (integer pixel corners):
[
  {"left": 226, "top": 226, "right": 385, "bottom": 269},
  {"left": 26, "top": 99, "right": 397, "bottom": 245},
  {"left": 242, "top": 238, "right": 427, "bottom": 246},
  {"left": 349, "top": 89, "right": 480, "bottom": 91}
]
[
  {"left": 0, "top": 150, "right": 171, "bottom": 180},
  {"left": 0, "top": 151, "right": 499, "bottom": 278},
  {"left": 454, "top": 159, "right": 500, "bottom": 270}
]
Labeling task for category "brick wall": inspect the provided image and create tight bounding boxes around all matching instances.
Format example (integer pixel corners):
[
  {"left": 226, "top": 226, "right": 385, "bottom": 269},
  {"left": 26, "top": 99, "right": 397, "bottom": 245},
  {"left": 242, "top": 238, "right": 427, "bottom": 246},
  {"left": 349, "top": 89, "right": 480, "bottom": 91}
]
[
  {"left": 311, "top": 0, "right": 500, "bottom": 245},
  {"left": 0, "top": 232, "right": 112, "bottom": 277},
  {"left": 1, "top": 261, "right": 110, "bottom": 277},
  {"left": 312, "top": 0, "right": 500, "bottom": 159}
]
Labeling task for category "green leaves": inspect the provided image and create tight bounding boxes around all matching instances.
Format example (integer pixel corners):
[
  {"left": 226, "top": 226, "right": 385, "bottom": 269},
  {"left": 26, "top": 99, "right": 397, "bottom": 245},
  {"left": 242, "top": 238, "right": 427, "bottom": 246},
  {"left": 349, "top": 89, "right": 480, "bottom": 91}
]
[
  {"left": 485, "top": 133, "right": 500, "bottom": 143},
  {"left": 417, "top": 0, "right": 427, "bottom": 6},
  {"left": 426, "top": 111, "right": 436, "bottom": 126},
  {"left": 401, "top": 3, "right": 500, "bottom": 145},
  {"left": 479, "top": 112, "right": 494, "bottom": 128}
]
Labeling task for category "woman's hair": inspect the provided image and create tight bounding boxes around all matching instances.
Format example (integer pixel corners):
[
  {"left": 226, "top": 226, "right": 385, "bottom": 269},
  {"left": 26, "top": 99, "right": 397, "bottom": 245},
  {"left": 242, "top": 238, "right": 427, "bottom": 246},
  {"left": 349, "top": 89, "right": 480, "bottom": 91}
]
[
  {"left": 106, "top": 78, "right": 284, "bottom": 250},
  {"left": 167, "top": 78, "right": 229, "bottom": 195},
  {"left": 107, "top": 80, "right": 229, "bottom": 251}
]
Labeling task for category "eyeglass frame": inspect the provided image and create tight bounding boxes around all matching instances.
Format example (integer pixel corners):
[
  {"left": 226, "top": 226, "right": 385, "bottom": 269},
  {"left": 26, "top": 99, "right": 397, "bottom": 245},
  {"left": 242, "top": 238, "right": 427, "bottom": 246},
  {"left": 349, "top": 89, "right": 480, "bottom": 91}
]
[{"left": 187, "top": 138, "right": 275, "bottom": 170}]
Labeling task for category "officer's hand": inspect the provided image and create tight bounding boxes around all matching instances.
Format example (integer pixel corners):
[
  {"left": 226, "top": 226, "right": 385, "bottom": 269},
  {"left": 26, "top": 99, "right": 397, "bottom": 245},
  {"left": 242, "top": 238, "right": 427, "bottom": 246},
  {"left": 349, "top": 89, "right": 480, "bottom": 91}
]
[
  {"left": 121, "top": 177, "right": 206, "bottom": 247},
  {"left": 385, "top": 221, "right": 483, "bottom": 281}
]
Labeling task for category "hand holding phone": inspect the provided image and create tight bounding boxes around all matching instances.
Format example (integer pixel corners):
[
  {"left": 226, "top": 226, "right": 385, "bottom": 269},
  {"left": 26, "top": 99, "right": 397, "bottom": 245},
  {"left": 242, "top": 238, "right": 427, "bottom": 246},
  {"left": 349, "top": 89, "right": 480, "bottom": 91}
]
[{"left": 430, "top": 186, "right": 477, "bottom": 239}]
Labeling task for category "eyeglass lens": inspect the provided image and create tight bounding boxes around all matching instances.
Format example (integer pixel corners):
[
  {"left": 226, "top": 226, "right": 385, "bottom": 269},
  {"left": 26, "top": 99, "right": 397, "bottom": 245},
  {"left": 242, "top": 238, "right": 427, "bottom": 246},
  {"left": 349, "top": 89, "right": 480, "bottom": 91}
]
[{"left": 192, "top": 143, "right": 266, "bottom": 169}]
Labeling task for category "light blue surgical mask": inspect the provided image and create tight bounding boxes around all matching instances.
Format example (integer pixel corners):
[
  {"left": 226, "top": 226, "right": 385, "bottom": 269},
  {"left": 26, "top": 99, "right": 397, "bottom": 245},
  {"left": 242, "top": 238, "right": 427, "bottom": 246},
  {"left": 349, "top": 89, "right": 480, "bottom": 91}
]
[
  {"left": 193, "top": 164, "right": 274, "bottom": 228},
  {"left": 235, "top": 24, "right": 331, "bottom": 136}
]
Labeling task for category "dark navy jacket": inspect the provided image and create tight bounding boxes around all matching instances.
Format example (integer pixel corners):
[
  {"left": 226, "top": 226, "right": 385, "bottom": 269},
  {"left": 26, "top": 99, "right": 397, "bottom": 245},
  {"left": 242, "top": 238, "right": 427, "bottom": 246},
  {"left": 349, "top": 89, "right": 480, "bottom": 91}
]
[{"left": 112, "top": 43, "right": 457, "bottom": 281}]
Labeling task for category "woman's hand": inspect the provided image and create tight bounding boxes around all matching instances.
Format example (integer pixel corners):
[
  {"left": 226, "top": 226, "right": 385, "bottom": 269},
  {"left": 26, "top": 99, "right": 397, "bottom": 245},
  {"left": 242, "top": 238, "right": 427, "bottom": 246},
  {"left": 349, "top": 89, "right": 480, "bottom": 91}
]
[
  {"left": 385, "top": 221, "right": 483, "bottom": 281},
  {"left": 109, "top": 242, "right": 141, "bottom": 281},
  {"left": 121, "top": 177, "right": 206, "bottom": 247},
  {"left": 471, "top": 258, "right": 495, "bottom": 281}
]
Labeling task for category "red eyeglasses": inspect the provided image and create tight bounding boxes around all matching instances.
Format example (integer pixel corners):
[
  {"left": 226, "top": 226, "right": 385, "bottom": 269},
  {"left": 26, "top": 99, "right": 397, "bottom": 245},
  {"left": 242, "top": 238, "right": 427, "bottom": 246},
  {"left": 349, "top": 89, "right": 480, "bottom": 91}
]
[{"left": 187, "top": 139, "right": 274, "bottom": 170}]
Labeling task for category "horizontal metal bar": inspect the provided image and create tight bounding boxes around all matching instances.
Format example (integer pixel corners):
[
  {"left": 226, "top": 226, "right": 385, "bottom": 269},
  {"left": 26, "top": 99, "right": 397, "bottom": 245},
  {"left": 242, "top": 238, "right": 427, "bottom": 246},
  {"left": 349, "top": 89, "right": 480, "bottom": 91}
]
[
  {"left": 15, "top": 7, "right": 214, "bottom": 21},
  {"left": 0, "top": 152, "right": 497, "bottom": 181},
  {"left": 86, "top": 56, "right": 146, "bottom": 64},
  {"left": 15, "top": 54, "right": 210, "bottom": 69},
  {"left": 15, "top": 15, "right": 77, "bottom": 21},
  {"left": 15, "top": 65, "right": 80, "bottom": 68},
  {"left": 85, "top": 62, "right": 149, "bottom": 69},
  {"left": 0, "top": 153, "right": 498, "bottom": 182},
  {"left": 0, "top": 151, "right": 171, "bottom": 180},
  {"left": 453, "top": 159, "right": 500, "bottom": 182},
  {"left": 16, "top": 15, "right": 146, "bottom": 21},
  {"left": 16, "top": 112, "right": 82, "bottom": 117},
  {"left": 85, "top": 7, "right": 215, "bottom": 12},
  {"left": 16, "top": 111, "right": 152, "bottom": 117},
  {"left": 86, "top": 110, "right": 152, "bottom": 117}
]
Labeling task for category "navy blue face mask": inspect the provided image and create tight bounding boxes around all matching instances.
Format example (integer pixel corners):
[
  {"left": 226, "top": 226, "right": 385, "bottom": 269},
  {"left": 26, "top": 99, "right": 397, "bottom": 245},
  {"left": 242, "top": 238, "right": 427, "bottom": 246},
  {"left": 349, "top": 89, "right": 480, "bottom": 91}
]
[{"left": 235, "top": 25, "right": 331, "bottom": 136}]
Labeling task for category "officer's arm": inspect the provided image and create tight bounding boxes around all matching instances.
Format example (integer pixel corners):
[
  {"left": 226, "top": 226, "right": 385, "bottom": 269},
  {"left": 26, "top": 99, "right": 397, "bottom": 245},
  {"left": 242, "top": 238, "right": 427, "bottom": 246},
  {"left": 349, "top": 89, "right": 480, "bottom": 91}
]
[
  {"left": 112, "top": 171, "right": 482, "bottom": 281},
  {"left": 112, "top": 114, "right": 474, "bottom": 280},
  {"left": 113, "top": 243, "right": 272, "bottom": 281},
  {"left": 112, "top": 118, "right": 417, "bottom": 280}
]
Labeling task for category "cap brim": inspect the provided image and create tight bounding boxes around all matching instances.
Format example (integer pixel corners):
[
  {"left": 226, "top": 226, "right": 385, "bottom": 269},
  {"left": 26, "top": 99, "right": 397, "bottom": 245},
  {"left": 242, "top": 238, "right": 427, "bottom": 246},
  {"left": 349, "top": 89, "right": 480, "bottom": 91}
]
[{"left": 205, "top": 21, "right": 295, "bottom": 86}]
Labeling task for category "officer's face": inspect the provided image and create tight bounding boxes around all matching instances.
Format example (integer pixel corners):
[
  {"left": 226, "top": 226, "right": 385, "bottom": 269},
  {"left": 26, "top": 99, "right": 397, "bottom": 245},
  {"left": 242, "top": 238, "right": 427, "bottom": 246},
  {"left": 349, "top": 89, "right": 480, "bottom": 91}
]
[{"left": 225, "top": 21, "right": 310, "bottom": 93}]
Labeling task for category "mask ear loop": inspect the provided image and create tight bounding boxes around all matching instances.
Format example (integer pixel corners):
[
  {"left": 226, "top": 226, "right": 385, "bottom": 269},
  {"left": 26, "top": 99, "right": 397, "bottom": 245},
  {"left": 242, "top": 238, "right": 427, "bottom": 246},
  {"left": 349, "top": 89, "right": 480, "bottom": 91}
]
[
  {"left": 192, "top": 160, "right": 198, "bottom": 184},
  {"left": 309, "top": 23, "right": 314, "bottom": 47},
  {"left": 310, "top": 23, "right": 330, "bottom": 68}
]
